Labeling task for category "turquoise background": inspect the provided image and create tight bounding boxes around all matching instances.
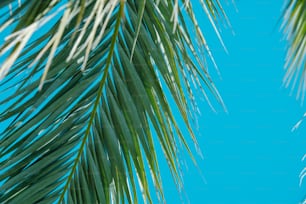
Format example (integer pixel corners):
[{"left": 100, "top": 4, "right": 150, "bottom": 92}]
[{"left": 158, "top": 1, "right": 306, "bottom": 203}]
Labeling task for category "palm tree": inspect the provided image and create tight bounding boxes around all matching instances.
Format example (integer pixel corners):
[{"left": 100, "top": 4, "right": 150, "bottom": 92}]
[{"left": 0, "top": 0, "right": 229, "bottom": 203}]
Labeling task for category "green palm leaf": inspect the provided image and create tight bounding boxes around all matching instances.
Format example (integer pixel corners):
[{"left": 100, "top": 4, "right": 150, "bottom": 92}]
[
  {"left": 0, "top": 0, "right": 228, "bottom": 203},
  {"left": 282, "top": 0, "right": 306, "bottom": 100}
]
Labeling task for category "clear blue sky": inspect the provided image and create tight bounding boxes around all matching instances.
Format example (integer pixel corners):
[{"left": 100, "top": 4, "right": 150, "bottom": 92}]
[{"left": 157, "top": 1, "right": 306, "bottom": 204}]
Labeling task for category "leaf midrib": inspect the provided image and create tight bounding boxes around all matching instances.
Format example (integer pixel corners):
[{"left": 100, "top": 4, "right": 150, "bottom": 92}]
[{"left": 57, "top": 2, "right": 125, "bottom": 203}]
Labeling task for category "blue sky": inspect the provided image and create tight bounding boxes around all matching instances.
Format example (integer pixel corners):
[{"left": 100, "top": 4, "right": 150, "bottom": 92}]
[{"left": 158, "top": 1, "right": 306, "bottom": 203}]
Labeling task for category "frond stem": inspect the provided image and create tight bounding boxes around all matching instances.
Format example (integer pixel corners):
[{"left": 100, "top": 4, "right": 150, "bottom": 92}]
[{"left": 57, "top": 1, "right": 125, "bottom": 203}]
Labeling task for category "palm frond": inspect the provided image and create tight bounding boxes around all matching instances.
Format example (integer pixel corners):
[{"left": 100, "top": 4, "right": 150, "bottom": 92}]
[
  {"left": 282, "top": 1, "right": 306, "bottom": 203},
  {"left": 0, "top": 0, "right": 228, "bottom": 203},
  {"left": 282, "top": 0, "right": 306, "bottom": 101}
]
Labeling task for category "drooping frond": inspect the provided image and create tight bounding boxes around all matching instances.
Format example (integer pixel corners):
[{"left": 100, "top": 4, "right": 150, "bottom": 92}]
[
  {"left": 0, "top": 0, "right": 228, "bottom": 203},
  {"left": 282, "top": 0, "right": 306, "bottom": 101}
]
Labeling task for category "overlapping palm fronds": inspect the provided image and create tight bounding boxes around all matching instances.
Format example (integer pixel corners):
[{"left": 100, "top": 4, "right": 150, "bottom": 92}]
[
  {"left": 0, "top": 0, "right": 228, "bottom": 203},
  {"left": 282, "top": 0, "right": 306, "bottom": 100}
]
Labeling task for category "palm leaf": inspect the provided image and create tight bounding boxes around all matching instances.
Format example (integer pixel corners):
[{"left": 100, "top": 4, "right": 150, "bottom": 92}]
[
  {"left": 282, "top": 0, "right": 306, "bottom": 101},
  {"left": 0, "top": 0, "right": 228, "bottom": 203},
  {"left": 281, "top": 1, "right": 306, "bottom": 203}
]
